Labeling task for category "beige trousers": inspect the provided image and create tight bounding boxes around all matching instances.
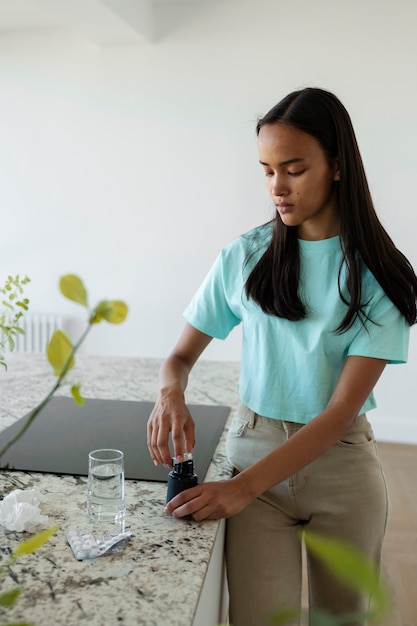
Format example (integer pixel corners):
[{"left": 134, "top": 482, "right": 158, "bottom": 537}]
[{"left": 225, "top": 406, "right": 389, "bottom": 626}]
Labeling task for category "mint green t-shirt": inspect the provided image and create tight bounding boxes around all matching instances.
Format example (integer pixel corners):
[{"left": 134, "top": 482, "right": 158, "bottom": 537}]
[{"left": 184, "top": 224, "right": 409, "bottom": 424}]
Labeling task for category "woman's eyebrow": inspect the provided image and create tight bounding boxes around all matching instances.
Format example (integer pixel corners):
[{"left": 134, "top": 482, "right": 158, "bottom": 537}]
[{"left": 259, "top": 157, "right": 306, "bottom": 167}]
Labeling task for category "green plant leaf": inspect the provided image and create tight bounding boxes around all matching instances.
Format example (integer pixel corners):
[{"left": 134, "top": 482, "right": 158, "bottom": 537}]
[
  {"left": 71, "top": 383, "right": 84, "bottom": 405},
  {"left": 269, "top": 607, "right": 300, "bottom": 624},
  {"left": 309, "top": 611, "right": 338, "bottom": 626},
  {"left": 309, "top": 610, "right": 374, "bottom": 625},
  {"left": 12, "top": 525, "right": 59, "bottom": 559},
  {"left": 46, "top": 330, "right": 74, "bottom": 376},
  {"left": 91, "top": 300, "right": 128, "bottom": 324},
  {"left": 0, "top": 587, "right": 21, "bottom": 607},
  {"left": 59, "top": 274, "right": 88, "bottom": 307},
  {"left": 304, "top": 531, "right": 389, "bottom": 619}
]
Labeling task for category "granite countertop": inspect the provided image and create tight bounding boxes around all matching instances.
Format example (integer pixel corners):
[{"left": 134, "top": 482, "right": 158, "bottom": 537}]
[{"left": 0, "top": 354, "right": 240, "bottom": 626}]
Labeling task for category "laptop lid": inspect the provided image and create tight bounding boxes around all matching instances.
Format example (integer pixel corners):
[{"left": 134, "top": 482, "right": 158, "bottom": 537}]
[{"left": 0, "top": 397, "right": 231, "bottom": 482}]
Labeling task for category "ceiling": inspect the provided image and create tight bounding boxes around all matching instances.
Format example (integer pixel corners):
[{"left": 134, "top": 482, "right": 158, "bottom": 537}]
[{"left": 0, "top": 0, "right": 208, "bottom": 45}]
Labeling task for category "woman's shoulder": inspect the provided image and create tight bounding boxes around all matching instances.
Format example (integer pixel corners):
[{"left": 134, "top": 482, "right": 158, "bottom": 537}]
[
  {"left": 360, "top": 260, "right": 395, "bottom": 310},
  {"left": 223, "top": 222, "right": 273, "bottom": 257}
]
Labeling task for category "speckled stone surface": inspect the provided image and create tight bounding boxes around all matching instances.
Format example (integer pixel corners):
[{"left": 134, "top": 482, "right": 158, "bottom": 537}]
[{"left": 0, "top": 354, "right": 240, "bottom": 626}]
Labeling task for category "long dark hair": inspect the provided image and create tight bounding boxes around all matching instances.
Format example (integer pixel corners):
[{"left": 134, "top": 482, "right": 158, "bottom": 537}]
[{"left": 245, "top": 87, "right": 417, "bottom": 330}]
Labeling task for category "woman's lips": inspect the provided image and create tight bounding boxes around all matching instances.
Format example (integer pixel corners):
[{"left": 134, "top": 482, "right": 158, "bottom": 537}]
[{"left": 276, "top": 203, "right": 294, "bottom": 214}]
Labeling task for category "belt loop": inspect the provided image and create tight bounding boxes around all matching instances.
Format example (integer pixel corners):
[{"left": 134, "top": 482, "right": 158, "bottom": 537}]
[{"left": 248, "top": 410, "right": 256, "bottom": 429}]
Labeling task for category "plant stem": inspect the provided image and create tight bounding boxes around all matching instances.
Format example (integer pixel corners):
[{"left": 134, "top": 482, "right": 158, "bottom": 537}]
[{"left": 0, "top": 323, "right": 93, "bottom": 462}]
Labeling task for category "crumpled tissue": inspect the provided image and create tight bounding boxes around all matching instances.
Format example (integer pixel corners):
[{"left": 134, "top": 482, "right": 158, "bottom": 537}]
[{"left": 0, "top": 488, "right": 48, "bottom": 532}]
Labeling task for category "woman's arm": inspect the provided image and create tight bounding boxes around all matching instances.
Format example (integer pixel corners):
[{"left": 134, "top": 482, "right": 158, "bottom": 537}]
[
  {"left": 147, "top": 322, "right": 213, "bottom": 467},
  {"left": 164, "top": 355, "right": 387, "bottom": 520}
]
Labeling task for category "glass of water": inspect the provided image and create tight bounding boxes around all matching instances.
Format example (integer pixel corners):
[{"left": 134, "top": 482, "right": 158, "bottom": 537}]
[{"left": 87, "top": 449, "right": 125, "bottom": 525}]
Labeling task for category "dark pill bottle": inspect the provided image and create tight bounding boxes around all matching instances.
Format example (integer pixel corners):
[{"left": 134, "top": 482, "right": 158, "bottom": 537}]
[{"left": 166, "top": 452, "right": 198, "bottom": 503}]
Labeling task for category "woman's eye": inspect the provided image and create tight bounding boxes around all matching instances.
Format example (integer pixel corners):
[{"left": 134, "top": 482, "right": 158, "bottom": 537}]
[
  {"left": 288, "top": 170, "right": 305, "bottom": 177},
  {"left": 264, "top": 171, "right": 274, "bottom": 177}
]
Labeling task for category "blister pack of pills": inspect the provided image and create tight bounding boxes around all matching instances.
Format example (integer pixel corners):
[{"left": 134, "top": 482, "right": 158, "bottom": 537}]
[{"left": 65, "top": 529, "right": 131, "bottom": 560}]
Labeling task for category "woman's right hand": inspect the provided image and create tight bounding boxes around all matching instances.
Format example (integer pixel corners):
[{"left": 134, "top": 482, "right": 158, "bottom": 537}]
[
  {"left": 147, "top": 384, "right": 195, "bottom": 467},
  {"left": 146, "top": 323, "right": 213, "bottom": 467}
]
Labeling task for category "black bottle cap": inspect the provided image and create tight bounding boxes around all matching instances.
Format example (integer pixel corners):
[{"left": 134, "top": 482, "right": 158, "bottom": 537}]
[{"left": 172, "top": 452, "right": 195, "bottom": 475}]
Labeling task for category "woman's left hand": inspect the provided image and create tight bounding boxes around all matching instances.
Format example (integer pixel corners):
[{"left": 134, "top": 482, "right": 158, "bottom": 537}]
[{"left": 164, "top": 476, "right": 252, "bottom": 521}]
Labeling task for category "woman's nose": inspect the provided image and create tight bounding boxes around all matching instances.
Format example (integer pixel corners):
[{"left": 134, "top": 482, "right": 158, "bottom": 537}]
[{"left": 270, "top": 175, "right": 289, "bottom": 197}]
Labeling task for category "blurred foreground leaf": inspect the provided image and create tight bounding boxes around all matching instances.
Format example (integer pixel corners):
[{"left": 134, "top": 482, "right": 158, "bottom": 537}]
[
  {"left": 59, "top": 275, "right": 88, "bottom": 307},
  {"left": 304, "top": 531, "right": 389, "bottom": 619},
  {"left": 12, "top": 525, "right": 59, "bottom": 559},
  {"left": 310, "top": 610, "right": 374, "bottom": 625},
  {"left": 70, "top": 383, "right": 84, "bottom": 405},
  {"left": 0, "top": 587, "right": 21, "bottom": 607},
  {"left": 46, "top": 330, "right": 75, "bottom": 376},
  {"left": 269, "top": 606, "right": 300, "bottom": 624},
  {"left": 91, "top": 300, "right": 128, "bottom": 324}
]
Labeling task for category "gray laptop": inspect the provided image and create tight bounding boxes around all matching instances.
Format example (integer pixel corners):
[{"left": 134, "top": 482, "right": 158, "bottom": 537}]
[{"left": 0, "top": 397, "right": 231, "bottom": 482}]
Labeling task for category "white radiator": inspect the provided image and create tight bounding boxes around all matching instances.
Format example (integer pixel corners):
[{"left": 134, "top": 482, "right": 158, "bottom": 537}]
[{"left": 13, "top": 314, "right": 64, "bottom": 353}]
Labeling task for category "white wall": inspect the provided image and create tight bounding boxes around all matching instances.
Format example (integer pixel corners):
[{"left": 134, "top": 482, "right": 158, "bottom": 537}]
[{"left": 1, "top": 0, "right": 416, "bottom": 442}]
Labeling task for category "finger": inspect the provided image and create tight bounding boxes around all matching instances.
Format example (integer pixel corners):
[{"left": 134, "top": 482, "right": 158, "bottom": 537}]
[
  {"left": 156, "top": 423, "right": 174, "bottom": 466},
  {"left": 147, "top": 420, "right": 160, "bottom": 465},
  {"left": 147, "top": 408, "right": 167, "bottom": 465},
  {"left": 148, "top": 416, "right": 172, "bottom": 467},
  {"left": 171, "top": 420, "right": 186, "bottom": 463},
  {"left": 191, "top": 504, "right": 217, "bottom": 522},
  {"left": 183, "top": 420, "right": 196, "bottom": 458},
  {"left": 171, "top": 496, "right": 215, "bottom": 520},
  {"left": 164, "top": 485, "right": 201, "bottom": 515}
]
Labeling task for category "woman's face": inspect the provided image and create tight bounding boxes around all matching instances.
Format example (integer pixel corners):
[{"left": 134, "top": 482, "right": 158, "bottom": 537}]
[{"left": 258, "top": 123, "right": 340, "bottom": 240}]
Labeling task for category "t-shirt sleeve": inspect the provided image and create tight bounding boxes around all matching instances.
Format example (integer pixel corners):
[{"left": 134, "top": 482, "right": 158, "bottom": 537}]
[
  {"left": 183, "top": 249, "right": 242, "bottom": 340},
  {"left": 347, "top": 290, "right": 409, "bottom": 364}
]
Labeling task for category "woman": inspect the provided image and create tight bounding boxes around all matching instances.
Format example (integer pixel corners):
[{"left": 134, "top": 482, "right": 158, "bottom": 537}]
[{"left": 147, "top": 88, "right": 417, "bottom": 625}]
